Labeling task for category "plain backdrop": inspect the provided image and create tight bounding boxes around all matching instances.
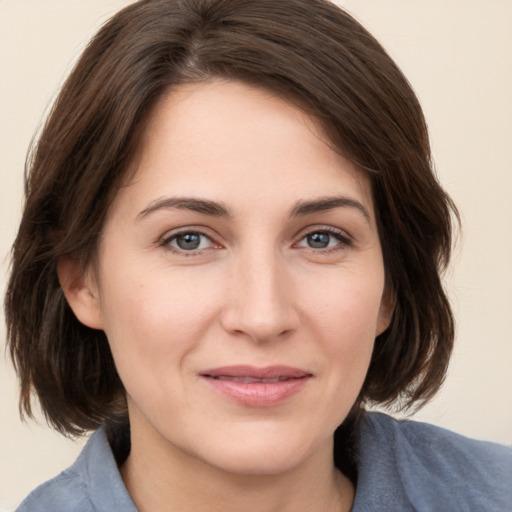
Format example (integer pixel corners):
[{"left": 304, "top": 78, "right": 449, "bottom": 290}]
[{"left": 1, "top": 1, "right": 511, "bottom": 509}]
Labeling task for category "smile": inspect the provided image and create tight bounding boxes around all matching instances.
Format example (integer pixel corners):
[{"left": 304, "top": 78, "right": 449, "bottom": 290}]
[
  {"left": 200, "top": 366, "right": 312, "bottom": 406},
  {"left": 211, "top": 376, "right": 294, "bottom": 383}
]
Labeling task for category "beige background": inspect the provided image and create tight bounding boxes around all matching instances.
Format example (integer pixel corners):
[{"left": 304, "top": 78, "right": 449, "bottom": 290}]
[{"left": 1, "top": 0, "right": 511, "bottom": 509}]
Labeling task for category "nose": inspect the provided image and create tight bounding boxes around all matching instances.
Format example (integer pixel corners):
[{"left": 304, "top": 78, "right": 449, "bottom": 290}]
[{"left": 220, "top": 247, "right": 299, "bottom": 343}]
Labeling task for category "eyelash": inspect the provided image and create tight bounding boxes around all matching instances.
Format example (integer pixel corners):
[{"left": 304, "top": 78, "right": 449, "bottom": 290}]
[
  {"left": 160, "top": 229, "right": 217, "bottom": 256},
  {"left": 295, "top": 227, "right": 353, "bottom": 253},
  {"left": 160, "top": 227, "right": 352, "bottom": 256}
]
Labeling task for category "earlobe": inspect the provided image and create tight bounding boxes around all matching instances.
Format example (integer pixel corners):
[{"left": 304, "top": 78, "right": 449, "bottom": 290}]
[
  {"left": 376, "top": 287, "right": 395, "bottom": 336},
  {"left": 57, "top": 257, "right": 104, "bottom": 330}
]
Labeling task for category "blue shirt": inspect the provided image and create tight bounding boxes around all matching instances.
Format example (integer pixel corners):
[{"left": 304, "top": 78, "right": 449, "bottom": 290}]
[{"left": 16, "top": 413, "right": 512, "bottom": 511}]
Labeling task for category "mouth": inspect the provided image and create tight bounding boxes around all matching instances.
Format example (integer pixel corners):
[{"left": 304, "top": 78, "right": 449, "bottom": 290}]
[
  {"left": 210, "top": 376, "right": 296, "bottom": 383},
  {"left": 199, "top": 365, "right": 312, "bottom": 406}
]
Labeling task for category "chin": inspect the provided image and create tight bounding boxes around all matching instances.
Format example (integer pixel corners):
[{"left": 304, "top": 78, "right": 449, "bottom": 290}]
[
  {"left": 210, "top": 448, "right": 309, "bottom": 476},
  {"left": 195, "top": 424, "right": 328, "bottom": 476}
]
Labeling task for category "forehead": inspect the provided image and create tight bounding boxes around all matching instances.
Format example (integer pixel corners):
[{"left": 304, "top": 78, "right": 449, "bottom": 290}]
[{"left": 115, "top": 80, "right": 374, "bottom": 219}]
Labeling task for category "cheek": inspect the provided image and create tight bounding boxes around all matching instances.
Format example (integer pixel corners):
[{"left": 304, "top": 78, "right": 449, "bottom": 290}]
[
  {"left": 304, "top": 267, "right": 385, "bottom": 343},
  {"left": 319, "top": 292, "right": 377, "bottom": 383},
  {"left": 97, "top": 267, "right": 229, "bottom": 429},
  {"left": 98, "top": 264, "right": 225, "bottom": 379},
  {"left": 301, "top": 269, "right": 384, "bottom": 396}
]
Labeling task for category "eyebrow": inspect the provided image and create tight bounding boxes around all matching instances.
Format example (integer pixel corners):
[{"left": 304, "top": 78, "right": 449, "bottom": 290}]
[
  {"left": 290, "top": 196, "right": 371, "bottom": 223},
  {"left": 137, "top": 197, "right": 232, "bottom": 219},
  {"left": 137, "top": 195, "right": 371, "bottom": 223}
]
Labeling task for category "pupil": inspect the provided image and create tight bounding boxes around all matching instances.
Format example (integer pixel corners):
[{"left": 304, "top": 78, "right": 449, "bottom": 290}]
[
  {"left": 177, "top": 233, "right": 201, "bottom": 250},
  {"left": 308, "top": 232, "right": 329, "bottom": 248}
]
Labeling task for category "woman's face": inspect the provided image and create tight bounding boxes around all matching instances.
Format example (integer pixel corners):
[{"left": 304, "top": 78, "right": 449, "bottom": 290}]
[{"left": 71, "top": 80, "right": 391, "bottom": 475}]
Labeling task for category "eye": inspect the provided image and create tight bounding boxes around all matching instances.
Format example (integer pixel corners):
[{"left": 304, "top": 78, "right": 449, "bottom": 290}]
[
  {"left": 163, "top": 231, "right": 215, "bottom": 252},
  {"left": 296, "top": 229, "right": 350, "bottom": 250}
]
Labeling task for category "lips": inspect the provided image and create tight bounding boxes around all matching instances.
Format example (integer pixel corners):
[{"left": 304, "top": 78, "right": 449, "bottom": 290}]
[
  {"left": 200, "top": 365, "right": 312, "bottom": 406},
  {"left": 212, "top": 376, "right": 293, "bottom": 383}
]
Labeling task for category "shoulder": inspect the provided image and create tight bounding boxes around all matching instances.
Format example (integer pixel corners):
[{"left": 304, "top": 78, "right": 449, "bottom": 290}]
[
  {"left": 364, "top": 411, "right": 512, "bottom": 470},
  {"left": 15, "top": 468, "right": 91, "bottom": 512},
  {"left": 353, "top": 412, "right": 512, "bottom": 511},
  {"left": 15, "top": 428, "right": 136, "bottom": 512}
]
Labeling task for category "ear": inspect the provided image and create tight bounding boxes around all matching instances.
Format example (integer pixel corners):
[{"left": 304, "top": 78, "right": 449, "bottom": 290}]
[
  {"left": 57, "top": 256, "right": 104, "bottom": 330},
  {"left": 376, "top": 286, "right": 395, "bottom": 336}
]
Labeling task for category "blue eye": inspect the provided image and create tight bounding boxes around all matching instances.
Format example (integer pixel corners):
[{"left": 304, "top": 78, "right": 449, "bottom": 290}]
[
  {"left": 306, "top": 232, "right": 331, "bottom": 249},
  {"left": 165, "top": 231, "right": 213, "bottom": 252},
  {"left": 297, "top": 230, "right": 349, "bottom": 250}
]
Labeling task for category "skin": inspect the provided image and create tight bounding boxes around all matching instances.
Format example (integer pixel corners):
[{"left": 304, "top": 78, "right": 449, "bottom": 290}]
[{"left": 60, "top": 80, "right": 392, "bottom": 512}]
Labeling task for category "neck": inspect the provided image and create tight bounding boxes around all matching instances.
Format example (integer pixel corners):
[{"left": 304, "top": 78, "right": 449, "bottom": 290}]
[{"left": 121, "top": 423, "right": 354, "bottom": 512}]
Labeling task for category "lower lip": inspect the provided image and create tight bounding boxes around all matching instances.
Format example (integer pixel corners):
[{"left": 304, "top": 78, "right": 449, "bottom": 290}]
[{"left": 201, "top": 376, "right": 311, "bottom": 407}]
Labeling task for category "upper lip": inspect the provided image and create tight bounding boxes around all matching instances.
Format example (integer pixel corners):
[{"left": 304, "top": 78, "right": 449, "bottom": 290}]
[{"left": 200, "top": 365, "right": 312, "bottom": 380}]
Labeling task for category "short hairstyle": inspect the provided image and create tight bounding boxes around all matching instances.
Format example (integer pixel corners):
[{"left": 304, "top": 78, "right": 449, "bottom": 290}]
[{"left": 5, "top": 0, "right": 458, "bottom": 440}]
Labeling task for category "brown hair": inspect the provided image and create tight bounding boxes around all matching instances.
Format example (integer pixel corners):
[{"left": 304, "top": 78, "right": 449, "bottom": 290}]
[{"left": 5, "top": 0, "right": 458, "bottom": 444}]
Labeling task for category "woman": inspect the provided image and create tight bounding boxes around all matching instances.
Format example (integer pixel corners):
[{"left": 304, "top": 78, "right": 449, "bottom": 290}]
[{"left": 5, "top": 0, "right": 510, "bottom": 510}]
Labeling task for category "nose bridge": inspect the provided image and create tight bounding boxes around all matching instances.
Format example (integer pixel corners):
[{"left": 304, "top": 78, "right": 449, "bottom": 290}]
[{"left": 222, "top": 241, "right": 297, "bottom": 342}]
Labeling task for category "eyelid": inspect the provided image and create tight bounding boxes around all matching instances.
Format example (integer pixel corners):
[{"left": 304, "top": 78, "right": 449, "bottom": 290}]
[
  {"left": 293, "top": 225, "right": 353, "bottom": 250},
  {"left": 160, "top": 226, "right": 223, "bottom": 254},
  {"left": 157, "top": 224, "right": 353, "bottom": 255}
]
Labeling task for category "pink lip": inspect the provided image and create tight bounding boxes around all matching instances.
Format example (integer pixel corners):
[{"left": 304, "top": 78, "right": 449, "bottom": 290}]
[{"left": 200, "top": 365, "right": 312, "bottom": 407}]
